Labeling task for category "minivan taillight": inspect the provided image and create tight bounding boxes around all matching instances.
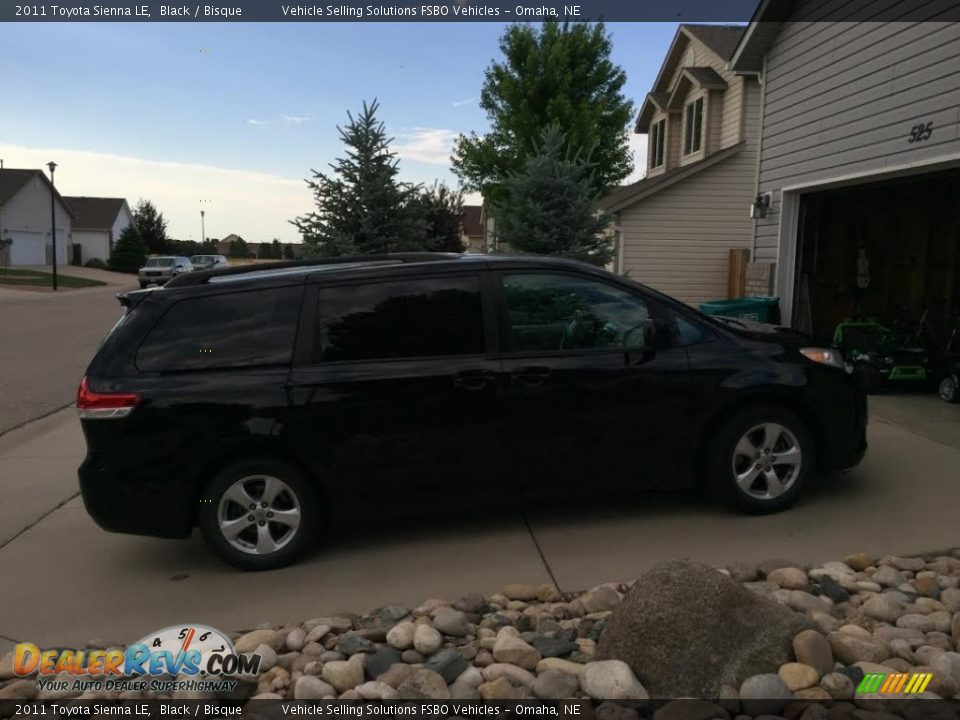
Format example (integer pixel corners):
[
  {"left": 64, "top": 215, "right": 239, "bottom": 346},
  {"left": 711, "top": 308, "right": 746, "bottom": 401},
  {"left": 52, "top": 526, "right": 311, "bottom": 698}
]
[{"left": 76, "top": 377, "right": 140, "bottom": 419}]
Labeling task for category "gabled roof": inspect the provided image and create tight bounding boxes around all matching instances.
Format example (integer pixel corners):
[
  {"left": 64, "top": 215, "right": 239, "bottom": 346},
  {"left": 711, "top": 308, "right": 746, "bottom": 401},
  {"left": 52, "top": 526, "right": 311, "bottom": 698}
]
[
  {"left": 0, "top": 168, "right": 77, "bottom": 217},
  {"left": 598, "top": 142, "right": 744, "bottom": 214},
  {"left": 683, "top": 24, "right": 749, "bottom": 61},
  {"left": 63, "top": 196, "right": 129, "bottom": 230},
  {"left": 635, "top": 24, "right": 746, "bottom": 132},
  {"left": 667, "top": 67, "right": 728, "bottom": 109},
  {"left": 460, "top": 205, "right": 483, "bottom": 237}
]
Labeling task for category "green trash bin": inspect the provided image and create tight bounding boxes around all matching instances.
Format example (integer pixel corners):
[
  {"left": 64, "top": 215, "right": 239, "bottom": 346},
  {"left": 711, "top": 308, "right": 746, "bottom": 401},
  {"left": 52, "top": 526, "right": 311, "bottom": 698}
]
[{"left": 698, "top": 296, "right": 779, "bottom": 323}]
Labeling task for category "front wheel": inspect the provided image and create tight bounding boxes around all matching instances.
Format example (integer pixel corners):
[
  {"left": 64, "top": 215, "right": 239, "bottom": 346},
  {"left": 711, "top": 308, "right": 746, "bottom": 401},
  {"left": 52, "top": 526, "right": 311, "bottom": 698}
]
[
  {"left": 707, "top": 406, "right": 814, "bottom": 513},
  {"left": 199, "top": 458, "right": 321, "bottom": 570},
  {"left": 940, "top": 375, "right": 960, "bottom": 404}
]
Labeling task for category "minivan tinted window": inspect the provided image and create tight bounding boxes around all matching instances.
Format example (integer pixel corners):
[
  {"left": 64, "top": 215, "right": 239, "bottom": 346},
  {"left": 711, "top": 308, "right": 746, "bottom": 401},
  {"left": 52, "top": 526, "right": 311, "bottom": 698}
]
[
  {"left": 137, "top": 285, "right": 303, "bottom": 372},
  {"left": 316, "top": 275, "right": 485, "bottom": 362}
]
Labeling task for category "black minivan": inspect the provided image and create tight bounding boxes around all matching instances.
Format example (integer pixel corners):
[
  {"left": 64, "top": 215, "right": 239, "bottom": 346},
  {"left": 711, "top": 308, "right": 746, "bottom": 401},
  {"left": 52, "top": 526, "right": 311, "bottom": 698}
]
[{"left": 78, "top": 253, "right": 866, "bottom": 570}]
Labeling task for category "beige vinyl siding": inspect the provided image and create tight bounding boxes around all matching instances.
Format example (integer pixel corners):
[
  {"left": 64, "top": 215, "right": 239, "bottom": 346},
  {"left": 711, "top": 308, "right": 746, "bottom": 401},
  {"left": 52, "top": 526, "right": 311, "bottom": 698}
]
[
  {"left": 752, "top": 14, "right": 960, "bottom": 262},
  {"left": 720, "top": 77, "right": 745, "bottom": 149},
  {"left": 618, "top": 141, "right": 756, "bottom": 306}
]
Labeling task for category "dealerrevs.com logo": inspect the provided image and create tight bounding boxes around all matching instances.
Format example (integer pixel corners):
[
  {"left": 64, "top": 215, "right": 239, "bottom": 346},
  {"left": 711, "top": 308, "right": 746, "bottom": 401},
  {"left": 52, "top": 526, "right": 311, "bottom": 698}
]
[{"left": 13, "top": 624, "right": 260, "bottom": 694}]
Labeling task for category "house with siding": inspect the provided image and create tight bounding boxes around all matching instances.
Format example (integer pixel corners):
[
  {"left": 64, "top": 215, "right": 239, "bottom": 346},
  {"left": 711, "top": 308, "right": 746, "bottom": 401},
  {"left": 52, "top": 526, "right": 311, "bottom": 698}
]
[
  {"left": 599, "top": 24, "right": 759, "bottom": 306},
  {"left": 730, "top": 4, "right": 960, "bottom": 340},
  {"left": 63, "top": 196, "right": 134, "bottom": 264},
  {"left": 0, "top": 169, "right": 74, "bottom": 266}
]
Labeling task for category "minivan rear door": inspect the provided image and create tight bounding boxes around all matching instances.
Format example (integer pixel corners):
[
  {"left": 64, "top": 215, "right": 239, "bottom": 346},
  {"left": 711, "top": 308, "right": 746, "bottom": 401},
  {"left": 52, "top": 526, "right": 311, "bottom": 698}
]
[{"left": 285, "top": 269, "right": 505, "bottom": 517}]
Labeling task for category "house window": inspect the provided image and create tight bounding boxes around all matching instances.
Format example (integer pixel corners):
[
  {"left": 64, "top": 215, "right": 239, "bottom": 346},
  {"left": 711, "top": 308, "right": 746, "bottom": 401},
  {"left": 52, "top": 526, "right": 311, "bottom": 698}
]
[
  {"left": 650, "top": 119, "right": 666, "bottom": 169},
  {"left": 684, "top": 97, "right": 704, "bottom": 155}
]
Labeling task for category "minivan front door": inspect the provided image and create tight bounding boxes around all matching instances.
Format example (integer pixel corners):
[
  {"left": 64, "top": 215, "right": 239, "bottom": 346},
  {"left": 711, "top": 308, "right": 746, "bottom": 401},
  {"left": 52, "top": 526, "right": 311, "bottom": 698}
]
[
  {"left": 493, "top": 271, "right": 693, "bottom": 496},
  {"left": 285, "top": 272, "right": 505, "bottom": 518}
]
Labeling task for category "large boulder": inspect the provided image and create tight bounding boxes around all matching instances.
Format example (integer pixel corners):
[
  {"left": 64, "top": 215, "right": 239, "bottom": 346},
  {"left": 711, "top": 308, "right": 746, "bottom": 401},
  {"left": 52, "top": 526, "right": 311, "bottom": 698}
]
[{"left": 597, "top": 558, "right": 812, "bottom": 697}]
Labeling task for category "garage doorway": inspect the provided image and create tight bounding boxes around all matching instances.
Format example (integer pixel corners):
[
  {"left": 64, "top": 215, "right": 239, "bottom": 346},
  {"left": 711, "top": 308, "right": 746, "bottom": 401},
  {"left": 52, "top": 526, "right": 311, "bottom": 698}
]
[{"left": 791, "top": 169, "right": 960, "bottom": 346}]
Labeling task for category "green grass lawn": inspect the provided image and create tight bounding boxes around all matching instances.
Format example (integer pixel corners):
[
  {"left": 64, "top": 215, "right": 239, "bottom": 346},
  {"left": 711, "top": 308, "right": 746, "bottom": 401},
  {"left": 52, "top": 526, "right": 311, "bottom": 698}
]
[{"left": 0, "top": 268, "right": 106, "bottom": 289}]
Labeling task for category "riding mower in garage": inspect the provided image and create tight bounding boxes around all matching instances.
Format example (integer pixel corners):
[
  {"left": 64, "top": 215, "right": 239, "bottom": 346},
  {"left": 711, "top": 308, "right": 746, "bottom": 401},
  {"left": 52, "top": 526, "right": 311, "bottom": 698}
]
[{"left": 832, "top": 319, "right": 932, "bottom": 394}]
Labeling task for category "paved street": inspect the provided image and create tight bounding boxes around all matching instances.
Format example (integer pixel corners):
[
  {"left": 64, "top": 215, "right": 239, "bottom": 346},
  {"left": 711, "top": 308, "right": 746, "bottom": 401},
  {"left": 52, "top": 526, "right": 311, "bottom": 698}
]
[
  {"left": 1, "top": 399, "right": 958, "bottom": 654},
  {"left": 0, "top": 268, "right": 135, "bottom": 433}
]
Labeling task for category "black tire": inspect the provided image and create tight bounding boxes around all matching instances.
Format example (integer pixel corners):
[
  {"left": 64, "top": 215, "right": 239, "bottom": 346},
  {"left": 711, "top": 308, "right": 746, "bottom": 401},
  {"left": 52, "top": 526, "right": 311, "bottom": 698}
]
[
  {"left": 707, "top": 405, "right": 815, "bottom": 514},
  {"left": 139, "top": 281, "right": 148, "bottom": 289},
  {"left": 198, "top": 457, "right": 321, "bottom": 571},
  {"left": 940, "top": 375, "right": 960, "bottom": 404}
]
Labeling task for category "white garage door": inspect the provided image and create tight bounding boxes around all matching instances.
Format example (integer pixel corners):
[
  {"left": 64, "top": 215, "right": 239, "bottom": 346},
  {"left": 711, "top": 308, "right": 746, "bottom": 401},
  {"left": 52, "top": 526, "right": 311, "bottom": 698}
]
[{"left": 8, "top": 231, "right": 44, "bottom": 266}]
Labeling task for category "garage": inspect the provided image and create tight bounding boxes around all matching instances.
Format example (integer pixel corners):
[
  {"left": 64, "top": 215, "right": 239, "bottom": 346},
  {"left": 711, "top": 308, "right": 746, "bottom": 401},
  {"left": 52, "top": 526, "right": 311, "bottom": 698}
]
[
  {"left": 792, "top": 168, "right": 960, "bottom": 348},
  {"left": 8, "top": 230, "right": 44, "bottom": 265}
]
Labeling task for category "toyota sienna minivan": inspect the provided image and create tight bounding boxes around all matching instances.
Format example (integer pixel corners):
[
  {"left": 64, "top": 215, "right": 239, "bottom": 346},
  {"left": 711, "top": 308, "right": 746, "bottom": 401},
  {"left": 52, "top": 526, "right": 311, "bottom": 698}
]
[{"left": 78, "top": 253, "right": 866, "bottom": 570}]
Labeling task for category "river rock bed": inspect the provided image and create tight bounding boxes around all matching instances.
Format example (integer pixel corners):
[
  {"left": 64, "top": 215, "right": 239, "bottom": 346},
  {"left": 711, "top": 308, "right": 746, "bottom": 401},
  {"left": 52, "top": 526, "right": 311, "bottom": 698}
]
[{"left": 3, "top": 549, "right": 960, "bottom": 719}]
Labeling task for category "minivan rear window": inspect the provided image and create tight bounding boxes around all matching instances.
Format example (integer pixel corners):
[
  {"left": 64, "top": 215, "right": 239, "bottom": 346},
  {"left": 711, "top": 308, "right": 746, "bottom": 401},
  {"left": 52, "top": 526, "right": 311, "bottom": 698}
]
[
  {"left": 136, "top": 285, "right": 303, "bottom": 373},
  {"left": 317, "top": 276, "right": 485, "bottom": 362}
]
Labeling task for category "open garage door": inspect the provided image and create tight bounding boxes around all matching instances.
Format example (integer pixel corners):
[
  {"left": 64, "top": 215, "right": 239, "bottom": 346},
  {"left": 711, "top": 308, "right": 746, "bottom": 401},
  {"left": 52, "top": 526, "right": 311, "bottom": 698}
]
[
  {"left": 8, "top": 230, "right": 44, "bottom": 265},
  {"left": 793, "top": 169, "right": 960, "bottom": 347}
]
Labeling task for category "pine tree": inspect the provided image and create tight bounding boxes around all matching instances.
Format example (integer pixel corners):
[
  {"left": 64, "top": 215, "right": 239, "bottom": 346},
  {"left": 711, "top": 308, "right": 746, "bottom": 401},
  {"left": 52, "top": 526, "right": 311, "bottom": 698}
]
[
  {"left": 494, "top": 126, "right": 613, "bottom": 266},
  {"left": 292, "top": 100, "right": 425, "bottom": 257},
  {"left": 133, "top": 199, "right": 170, "bottom": 254},
  {"left": 410, "top": 182, "right": 466, "bottom": 253},
  {"left": 108, "top": 225, "right": 149, "bottom": 273}
]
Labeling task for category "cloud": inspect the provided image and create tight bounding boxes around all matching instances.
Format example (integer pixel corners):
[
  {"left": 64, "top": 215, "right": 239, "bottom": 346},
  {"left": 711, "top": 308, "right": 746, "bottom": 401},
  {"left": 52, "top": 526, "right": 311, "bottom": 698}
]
[
  {"left": 0, "top": 142, "right": 308, "bottom": 242},
  {"left": 624, "top": 132, "right": 648, "bottom": 184},
  {"left": 452, "top": 98, "right": 474, "bottom": 108},
  {"left": 247, "top": 119, "right": 273, "bottom": 127},
  {"left": 393, "top": 128, "right": 459, "bottom": 165},
  {"left": 281, "top": 115, "right": 310, "bottom": 125}
]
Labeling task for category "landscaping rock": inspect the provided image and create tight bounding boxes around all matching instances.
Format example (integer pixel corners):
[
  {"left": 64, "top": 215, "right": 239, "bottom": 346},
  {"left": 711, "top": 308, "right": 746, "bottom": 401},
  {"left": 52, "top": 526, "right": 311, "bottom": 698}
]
[
  {"left": 598, "top": 558, "right": 811, "bottom": 696},
  {"left": 581, "top": 660, "right": 648, "bottom": 700}
]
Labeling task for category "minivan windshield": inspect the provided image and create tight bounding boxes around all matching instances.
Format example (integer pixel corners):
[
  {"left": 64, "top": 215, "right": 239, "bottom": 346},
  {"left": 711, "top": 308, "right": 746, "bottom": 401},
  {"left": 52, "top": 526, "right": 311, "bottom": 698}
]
[{"left": 145, "top": 258, "right": 174, "bottom": 267}]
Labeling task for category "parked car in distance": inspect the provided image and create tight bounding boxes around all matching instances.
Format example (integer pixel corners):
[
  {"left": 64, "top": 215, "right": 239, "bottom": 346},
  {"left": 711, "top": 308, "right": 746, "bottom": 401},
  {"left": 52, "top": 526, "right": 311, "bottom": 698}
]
[
  {"left": 190, "top": 254, "right": 230, "bottom": 271},
  {"left": 77, "top": 253, "right": 867, "bottom": 570},
  {"left": 138, "top": 256, "right": 193, "bottom": 287}
]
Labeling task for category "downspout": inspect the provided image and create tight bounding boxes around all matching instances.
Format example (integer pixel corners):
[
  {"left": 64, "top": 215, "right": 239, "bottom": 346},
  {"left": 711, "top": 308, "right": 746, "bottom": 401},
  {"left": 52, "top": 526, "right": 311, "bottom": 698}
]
[{"left": 751, "top": 54, "right": 769, "bottom": 262}]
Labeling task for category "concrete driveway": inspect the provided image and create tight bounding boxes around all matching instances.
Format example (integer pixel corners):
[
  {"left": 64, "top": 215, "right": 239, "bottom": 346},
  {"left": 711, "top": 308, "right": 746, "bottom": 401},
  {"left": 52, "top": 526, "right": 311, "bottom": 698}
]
[
  {"left": 0, "top": 267, "right": 135, "bottom": 433},
  {"left": 1, "top": 397, "right": 958, "bottom": 654}
]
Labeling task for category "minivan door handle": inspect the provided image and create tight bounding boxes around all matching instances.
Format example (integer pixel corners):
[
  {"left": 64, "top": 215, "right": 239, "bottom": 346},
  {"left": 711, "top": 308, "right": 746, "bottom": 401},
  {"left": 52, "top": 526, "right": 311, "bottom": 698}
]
[
  {"left": 512, "top": 366, "right": 551, "bottom": 388},
  {"left": 453, "top": 369, "right": 497, "bottom": 391}
]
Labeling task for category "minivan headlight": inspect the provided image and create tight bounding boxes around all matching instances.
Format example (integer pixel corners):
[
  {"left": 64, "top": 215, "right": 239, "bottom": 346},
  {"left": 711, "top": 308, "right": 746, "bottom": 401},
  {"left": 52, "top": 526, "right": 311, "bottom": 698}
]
[{"left": 800, "top": 347, "right": 846, "bottom": 370}]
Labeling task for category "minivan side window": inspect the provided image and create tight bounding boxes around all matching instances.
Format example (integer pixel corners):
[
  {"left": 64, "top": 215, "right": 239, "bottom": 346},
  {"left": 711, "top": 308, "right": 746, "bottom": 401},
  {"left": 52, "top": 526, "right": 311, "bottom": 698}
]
[
  {"left": 317, "top": 275, "right": 485, "bottom": 362},
  {"left": 136, "top": 286, "right": 302, "bottom": 373},
  {"left": 502, "top": 273, "right": 650, "bottom": 352}
]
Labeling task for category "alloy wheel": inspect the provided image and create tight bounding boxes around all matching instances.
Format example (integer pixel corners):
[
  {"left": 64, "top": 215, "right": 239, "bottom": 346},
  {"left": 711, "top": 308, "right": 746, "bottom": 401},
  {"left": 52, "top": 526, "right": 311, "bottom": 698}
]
[
  {"left": 217, "top": 475, "right": 302, "bottom": 555},
  {"left": 731, "top": 423, "right": 803, "bottom": 500},
  {"left": 939, "top": 376, "right": 958, "bottom": 403}
]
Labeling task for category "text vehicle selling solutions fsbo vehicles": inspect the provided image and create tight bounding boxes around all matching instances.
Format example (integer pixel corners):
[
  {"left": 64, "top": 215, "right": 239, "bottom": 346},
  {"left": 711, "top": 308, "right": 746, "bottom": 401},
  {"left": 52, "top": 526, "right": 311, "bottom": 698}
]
[{"left": 77, "top": 254, "right": 867, "bottom": 570}]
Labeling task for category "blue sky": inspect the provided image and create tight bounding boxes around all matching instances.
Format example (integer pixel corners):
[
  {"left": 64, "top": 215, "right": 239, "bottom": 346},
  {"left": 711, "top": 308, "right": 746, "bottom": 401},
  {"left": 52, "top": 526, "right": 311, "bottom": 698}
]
[{"left": 2, "top": 22, "right": 683, "bottom": 241}]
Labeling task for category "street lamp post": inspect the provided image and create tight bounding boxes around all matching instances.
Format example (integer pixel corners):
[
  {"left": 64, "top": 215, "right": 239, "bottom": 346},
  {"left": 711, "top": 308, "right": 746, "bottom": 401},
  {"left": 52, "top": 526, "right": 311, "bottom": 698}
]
[
  {"left": 47, "top": 161, "right": 58, "bottom": 291},
  {"left": 201, "top": 210, "right": 206, "bottom": 247}
]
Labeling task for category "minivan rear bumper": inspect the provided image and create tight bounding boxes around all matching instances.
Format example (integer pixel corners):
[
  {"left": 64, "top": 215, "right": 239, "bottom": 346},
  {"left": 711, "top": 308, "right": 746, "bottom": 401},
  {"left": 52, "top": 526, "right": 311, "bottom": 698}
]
[{"left": 78, "top": 454, "right": 193, "bottom": 539}]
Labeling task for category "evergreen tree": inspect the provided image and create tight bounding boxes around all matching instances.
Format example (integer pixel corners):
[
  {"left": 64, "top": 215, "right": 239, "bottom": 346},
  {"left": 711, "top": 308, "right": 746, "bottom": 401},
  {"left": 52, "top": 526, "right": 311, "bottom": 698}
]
[
  {"left": 453, "top": 22, "right": 634, "bottom": 201},
  {"left": 292, "top": 100, "right": 425, "bottom": 257},
  {"left": 108, "top": 225, "right": 149, "bottom": 273},
  {"left": 133, "top": 199, "right": 170, "bottom": 254},
  {"left": 493, "top": 126, "right": 613, "bottom": 266},
  {"left": 282, "top": 244, "right": 296, "bottom": 260},
  {"left": 410, "top": 182, "right": 466, "bottom": 253},
  {"left": 228, "top": 237, "right": 249, "bottom": 258}
]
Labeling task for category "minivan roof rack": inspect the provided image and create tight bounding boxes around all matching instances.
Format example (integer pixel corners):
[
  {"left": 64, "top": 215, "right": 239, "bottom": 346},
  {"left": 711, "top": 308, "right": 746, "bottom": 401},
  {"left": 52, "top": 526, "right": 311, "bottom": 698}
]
[{"left": 166, "top": 252, "right": 464, "bottom": 288}]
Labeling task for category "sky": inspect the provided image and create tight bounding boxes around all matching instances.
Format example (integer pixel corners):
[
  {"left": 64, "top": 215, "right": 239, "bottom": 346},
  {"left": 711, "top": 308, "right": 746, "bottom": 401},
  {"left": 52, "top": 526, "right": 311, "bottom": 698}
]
[{"left": 1, "top": 21, "right": 683, "bottom": 243}]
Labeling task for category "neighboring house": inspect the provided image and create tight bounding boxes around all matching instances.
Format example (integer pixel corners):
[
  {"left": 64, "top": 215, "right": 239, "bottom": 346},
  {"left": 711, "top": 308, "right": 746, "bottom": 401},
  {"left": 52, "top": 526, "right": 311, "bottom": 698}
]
[
  {"left": 599, "top": 24, "right": 758, "bottom": 306},
  {"left": 217, "top": 234, "right": 244, "bottom": 256},
  {"left": 730, "top": 5, "right": 960, "bottom": 340},
  {"left": 63, "top": 196, "right": 133, "bottom": 264},
  {"left": 460, "top": 205, "right": 485, "bottom": 253},
  {"left": 0, "top": 168, "right": 74, "bottom": 266}
]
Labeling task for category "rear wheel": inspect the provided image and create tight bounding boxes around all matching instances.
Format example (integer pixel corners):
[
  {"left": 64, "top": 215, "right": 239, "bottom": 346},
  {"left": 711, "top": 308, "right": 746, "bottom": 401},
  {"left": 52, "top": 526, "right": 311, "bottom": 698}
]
[
  {"left": 940, "top": 375, "right": 960, "bottom": 404},
  {"left": 707, "top": 406, "right": 814, "bottom": 513},
  {"left": 199, "top": 458, "right": 320, "bottom": 570}
]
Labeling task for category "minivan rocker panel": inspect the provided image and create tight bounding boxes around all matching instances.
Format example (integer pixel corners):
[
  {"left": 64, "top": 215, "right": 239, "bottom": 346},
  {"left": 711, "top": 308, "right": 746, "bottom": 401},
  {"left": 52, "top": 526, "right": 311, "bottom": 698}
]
[{"left": 77, "top": 254, "right": 867, "bottom": 570}]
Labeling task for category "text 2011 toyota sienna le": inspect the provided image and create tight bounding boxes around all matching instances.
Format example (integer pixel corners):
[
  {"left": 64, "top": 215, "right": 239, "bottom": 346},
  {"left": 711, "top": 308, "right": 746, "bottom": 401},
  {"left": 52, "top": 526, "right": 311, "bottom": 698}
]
[{"left": 77, "top": 254, "right": 866, "bottom": 570}]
